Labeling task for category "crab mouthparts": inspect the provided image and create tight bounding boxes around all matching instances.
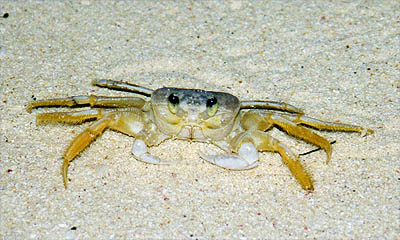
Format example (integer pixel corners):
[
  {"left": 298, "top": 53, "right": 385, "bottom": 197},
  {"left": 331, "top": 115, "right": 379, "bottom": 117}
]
[{"left": 177, "top": 125, "right": 206, "bottom": 140}]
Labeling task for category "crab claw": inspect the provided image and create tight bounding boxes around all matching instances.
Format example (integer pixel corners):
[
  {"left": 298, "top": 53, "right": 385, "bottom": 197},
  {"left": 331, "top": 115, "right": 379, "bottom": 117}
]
[
  {"left": 199, "top": 142, "right": 259, "bottom": 170},
  {"left": 132, "top": 139, "right": 170, "bottom": 165}
]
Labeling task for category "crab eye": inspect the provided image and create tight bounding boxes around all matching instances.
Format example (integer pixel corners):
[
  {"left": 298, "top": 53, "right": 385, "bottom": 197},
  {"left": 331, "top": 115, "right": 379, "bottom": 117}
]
[
  {"left": 206, "top": 97, "right": 218, "bottom": 116},
  {"left": 168, "top": 94, "right": 179, "bottom": 114}
]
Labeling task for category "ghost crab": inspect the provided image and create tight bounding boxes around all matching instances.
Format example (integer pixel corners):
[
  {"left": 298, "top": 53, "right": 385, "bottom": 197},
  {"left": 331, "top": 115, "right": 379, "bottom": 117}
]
[{"left": 27, "top": 79, "right": 373, "bottom": 191}]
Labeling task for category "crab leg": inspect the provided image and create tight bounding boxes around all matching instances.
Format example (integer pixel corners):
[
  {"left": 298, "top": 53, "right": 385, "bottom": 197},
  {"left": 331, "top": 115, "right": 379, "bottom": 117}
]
[
  {"left": 278, "top": 113, "right": 374, "bottom": 135},
  {"left": 61, "top": 107, "right": 171, "bottom": 188},
  {"left": 27, "top": 95, "right": 146, "bottom": 112},
  {"left": 249, "top": 130, "right": 314, "bottom": 191},
  {"left": 240, "top": 100, "right": 303, "bottom": 114},
  {"left": 61, "top": 109, "right": 145, "bottom": 187},
  {"left": 226, "top": 130, "right": 313, "bottom": 191},
  {"left": 63, "top": 116, "right": 113, "bottom": 188},
  {"left": 36, "top": 109, "right": 106, "bottom": 124},
  {"left": 241, "top": 112, "right": 332, "bottom": 162},
  {"left": 93, "top": 79, "right": 154, "bottom": 96},
  {"left": 267, "top": 114, "right": 333, "bottom": 162}
]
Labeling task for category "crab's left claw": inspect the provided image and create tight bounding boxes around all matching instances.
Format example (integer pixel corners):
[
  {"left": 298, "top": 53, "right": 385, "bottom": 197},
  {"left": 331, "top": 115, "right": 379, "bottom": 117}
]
[
  {"left": 199, "top": 142, "right": 259, "bottom": 170},
  {"left": 132, "top": 139, "right": 171, "bottom": 165}
]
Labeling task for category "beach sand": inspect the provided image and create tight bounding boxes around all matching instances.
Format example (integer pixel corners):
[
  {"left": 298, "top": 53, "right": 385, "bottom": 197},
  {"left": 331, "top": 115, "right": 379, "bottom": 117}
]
[{"left": 1, "top": 1, "right": 399, "bottom": 238}]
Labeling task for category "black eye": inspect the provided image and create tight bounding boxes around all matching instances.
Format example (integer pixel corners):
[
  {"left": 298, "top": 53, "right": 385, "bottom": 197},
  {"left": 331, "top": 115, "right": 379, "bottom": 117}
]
[
  {"left": 206, "top": 97, "right": 217, "bottom": 108},
  {"left": 168, "top": 94, "right": 179, "bottom": 105}
]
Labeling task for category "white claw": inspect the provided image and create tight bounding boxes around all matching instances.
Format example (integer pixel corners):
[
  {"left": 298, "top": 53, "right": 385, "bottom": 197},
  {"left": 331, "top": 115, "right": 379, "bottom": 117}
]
[
  {"left": 199, "top": 142, "right": 259, "bottom": 170},
  {"left": 132, "top": 139, "right": 147, "bottom": 156},
  {"left": 132, "top": 139, "right": 170, "bottom": 165},
  {"left": 238, "top": 142, "right": 259, "bottom": 164}
]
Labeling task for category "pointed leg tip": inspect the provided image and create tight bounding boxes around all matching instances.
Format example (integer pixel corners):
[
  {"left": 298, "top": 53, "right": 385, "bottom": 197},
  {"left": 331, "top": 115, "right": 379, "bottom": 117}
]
[
  {"left": 300, "top": 181, "right": 314, "bottom": 192},
  {"left": 62, "top": 158, "right": 71, "bottom": 189},
  {"left": 91, "top": 79, "right": 98, "bottom": 86},
  {"left": 360, "top": 128, "right": 374, "bottom": 136},
  {"left": 325, "top": 149, "right": 332, "bottom": 164},
  {"left": 325, "top": 155, "right": 331, "bottom": 164},
  {"left": 304, "top": 187, "right": 314, "bottom": 192},
  {"left": 62, "top": 169, "right": 69, "bottom": 189}
]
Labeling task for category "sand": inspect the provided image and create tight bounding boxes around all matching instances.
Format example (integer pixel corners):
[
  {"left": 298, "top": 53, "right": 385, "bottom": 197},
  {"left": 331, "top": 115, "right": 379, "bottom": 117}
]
[{"left": 1, "top": 1, "right": 399, "bottom": 238}]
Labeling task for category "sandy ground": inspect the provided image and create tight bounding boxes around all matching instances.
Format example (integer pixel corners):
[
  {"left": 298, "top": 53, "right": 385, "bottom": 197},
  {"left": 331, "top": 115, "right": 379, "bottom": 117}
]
[{"left": 1, "top": 1, "right": 399, "bottom": 239}]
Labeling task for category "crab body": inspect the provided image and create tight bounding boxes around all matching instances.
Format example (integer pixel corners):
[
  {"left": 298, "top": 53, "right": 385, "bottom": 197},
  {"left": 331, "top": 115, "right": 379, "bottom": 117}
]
[{"left": 27, "top": 79, "right": 373, "bottom": 191}]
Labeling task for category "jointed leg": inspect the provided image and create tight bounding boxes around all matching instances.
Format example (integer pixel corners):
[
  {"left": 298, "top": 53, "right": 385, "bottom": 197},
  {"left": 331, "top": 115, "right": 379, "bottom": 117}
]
[
  {"left": 60, "top": 110, "right": 142, "bottom": 188},
  {"left": 63, "top": 117, "right": 113, "bottom": 188},
  {"left": 267, "top": 114, "right": 333, "bottom": 162},
  {"left": 279, "top": 113, "right": 374, "bottom": 135},
  {"left": 36, "top": 109, "right": 106, "bottom": 125},
  {"left": 27, "top": 95, "right": 146, "bottom": 112},
  {"left": 249, "top": 130, "right": 314, "bottom": 191},
  {"left": 61, "top": 109, "right": 170, "bottom": 188},
  {"left": 92, "top": 79, "right": 154, "bottom": 96},
  {"left": 242, "top": 112, "right": 332, "bottom": 162},
  {"left": 240, "top": 100, "right": 304, "bottom": 114}
]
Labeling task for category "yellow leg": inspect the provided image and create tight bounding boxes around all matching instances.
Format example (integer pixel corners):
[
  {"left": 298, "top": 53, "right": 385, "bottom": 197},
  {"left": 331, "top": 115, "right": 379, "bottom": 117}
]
[
  {"left": 238, "top": 111, "right": 374, "bottom": 191},
  {"left": 61, "top": 109, "right": 157, "bottom": 188},
  {"left": 280, "top": 113, "right": 374, "bottom": 135},
  {"left": 267, "top": 114, "right": 332, "bottom": 162},
  {"left": 27, "top": 95, "right": 146, "bottom": 113},
  {"left": 250, "top": 130, "right": 314, "bottom": 191},
  {"left": 241, "top": 112, "right": 332, "bottom": 162},
  {"left": 240, "top": 100, "right": 304, "bottom": 114},
  {"left": 63, "top": 117, "right": 112, "bottom": 188},
  {"left": 36, "top": 109, "right": 105, "bottom": 125}
]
